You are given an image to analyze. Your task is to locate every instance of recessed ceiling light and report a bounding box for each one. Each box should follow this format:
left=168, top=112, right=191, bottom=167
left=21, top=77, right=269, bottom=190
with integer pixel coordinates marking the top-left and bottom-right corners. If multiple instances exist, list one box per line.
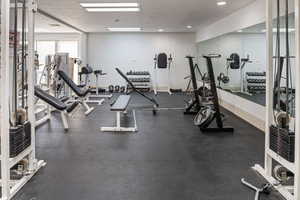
left=107, top=27, right=142, bottom=32
left=237, top=30, right=243, bottom=33
left=158, top=29, right=164, bottom=32
left=80, top=3, right=139, bottom=8
left=217, top=1, right=227, bottom=6
left=187, top=25, right=193, bottom=29
left=86, top=7, right=140, bottom=12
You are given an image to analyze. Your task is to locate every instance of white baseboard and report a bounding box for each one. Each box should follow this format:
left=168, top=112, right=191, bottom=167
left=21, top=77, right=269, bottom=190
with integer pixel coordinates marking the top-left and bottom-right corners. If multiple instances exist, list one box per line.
left=217, top=89, right=265, bottom=131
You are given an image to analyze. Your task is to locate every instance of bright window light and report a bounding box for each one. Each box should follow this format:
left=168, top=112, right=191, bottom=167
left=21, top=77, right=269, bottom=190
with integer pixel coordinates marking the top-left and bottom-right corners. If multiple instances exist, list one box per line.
left=80, top=3, right=139, bottom=8
left=261, top=28, right=295, bottom=33
left=107, top=27, right=142, bottom=32
left=217, top=1, right=227, bottom=6
left=86, top=7, right=140, bottom=12
left=237, top=30, right=243, bottom=33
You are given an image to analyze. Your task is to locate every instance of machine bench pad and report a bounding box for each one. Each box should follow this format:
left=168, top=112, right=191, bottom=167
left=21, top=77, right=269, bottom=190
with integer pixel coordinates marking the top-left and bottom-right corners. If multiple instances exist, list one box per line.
left=58, top=70, right=89, bottom=97
left=111, top=95, right=131, bottom=111
left=34, top=86, right=67, bottom=111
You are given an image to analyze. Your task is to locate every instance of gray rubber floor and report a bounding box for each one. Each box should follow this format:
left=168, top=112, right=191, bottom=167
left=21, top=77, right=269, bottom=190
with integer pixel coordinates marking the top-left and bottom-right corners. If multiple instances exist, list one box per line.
left=13, top=93, right=284, bottom=200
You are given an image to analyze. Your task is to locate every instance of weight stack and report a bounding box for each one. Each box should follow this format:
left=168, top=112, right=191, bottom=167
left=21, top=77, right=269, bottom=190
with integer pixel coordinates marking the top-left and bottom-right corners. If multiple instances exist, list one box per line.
left=9, top=121, right=31, bottom=158
left=269, top=125, right=295, bottom=162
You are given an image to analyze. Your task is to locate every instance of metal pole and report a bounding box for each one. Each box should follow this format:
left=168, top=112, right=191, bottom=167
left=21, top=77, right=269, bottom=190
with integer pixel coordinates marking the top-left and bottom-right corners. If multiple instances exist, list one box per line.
left=265, top=0, right=273, bottom=176
left=294, top=0, right=300, bottom=198
left=1, top=0, right=12, bottom=198
left=27, top=0, right=38, bottom=170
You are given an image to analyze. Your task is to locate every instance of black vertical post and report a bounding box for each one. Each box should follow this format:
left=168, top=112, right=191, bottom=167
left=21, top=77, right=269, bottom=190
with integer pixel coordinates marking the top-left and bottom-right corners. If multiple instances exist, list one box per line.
left=273, top=57, right=285, bottom=110
left=203, top=56, right=223, bottom=128
left=186, top=56, right=201, bottom=113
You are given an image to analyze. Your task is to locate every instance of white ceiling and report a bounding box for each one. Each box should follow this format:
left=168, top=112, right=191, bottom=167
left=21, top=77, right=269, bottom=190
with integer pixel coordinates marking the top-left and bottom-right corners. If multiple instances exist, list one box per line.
left=240, top=14, right=295, bottom=34
left=37, top=0, right=257, bottom=33
left=36, top=13, right=79, bottom=33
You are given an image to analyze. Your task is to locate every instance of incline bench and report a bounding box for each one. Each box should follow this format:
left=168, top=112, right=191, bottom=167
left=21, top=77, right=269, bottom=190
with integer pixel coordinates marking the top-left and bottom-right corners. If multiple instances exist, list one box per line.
left=101, top=95, right=137, bottom=132
left=58, top=70, right=103, bottom=116
left=34, top=86, right=79, bottom=131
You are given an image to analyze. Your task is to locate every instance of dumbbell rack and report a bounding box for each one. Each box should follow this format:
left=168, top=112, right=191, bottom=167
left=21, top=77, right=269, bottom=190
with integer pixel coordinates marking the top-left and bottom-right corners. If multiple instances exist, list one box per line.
left=126, top=71, right=152, bottom=92
left=245, top=72, right=266, bottom=94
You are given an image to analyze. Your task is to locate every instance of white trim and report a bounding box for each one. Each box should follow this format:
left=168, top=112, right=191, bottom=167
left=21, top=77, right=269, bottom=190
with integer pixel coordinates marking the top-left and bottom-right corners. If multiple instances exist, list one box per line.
left=101, top=110, right=138, bottom=132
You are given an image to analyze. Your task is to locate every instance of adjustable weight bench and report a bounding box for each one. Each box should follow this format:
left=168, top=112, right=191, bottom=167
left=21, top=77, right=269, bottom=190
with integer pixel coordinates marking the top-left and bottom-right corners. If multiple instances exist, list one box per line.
left=101, top=95, right=137, bottom=132
left=58, top=70, right=103, bottom=116
left=34, top=86, right=79, bottom=131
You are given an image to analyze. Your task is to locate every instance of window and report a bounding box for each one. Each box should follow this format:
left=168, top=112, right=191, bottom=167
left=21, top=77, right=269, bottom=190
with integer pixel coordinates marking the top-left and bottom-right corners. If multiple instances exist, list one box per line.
left=35, top=40, right=79, bottom=85
left=36, top=41, right=55, bottom=65
left=57, top=41, right=78, bottom=58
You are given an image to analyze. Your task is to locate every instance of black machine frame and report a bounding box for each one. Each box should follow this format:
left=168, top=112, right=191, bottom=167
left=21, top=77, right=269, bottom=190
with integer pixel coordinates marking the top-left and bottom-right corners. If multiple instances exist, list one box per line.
left=184, top=56, right=202, bottom=115
left=200, top=54, right=234, bottom=133
left=115, top=68, right=159, bottom=114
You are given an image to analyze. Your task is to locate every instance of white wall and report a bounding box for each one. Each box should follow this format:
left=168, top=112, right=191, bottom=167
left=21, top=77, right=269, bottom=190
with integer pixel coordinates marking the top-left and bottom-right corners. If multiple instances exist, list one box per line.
left=87, top=32, right=196, bottom=89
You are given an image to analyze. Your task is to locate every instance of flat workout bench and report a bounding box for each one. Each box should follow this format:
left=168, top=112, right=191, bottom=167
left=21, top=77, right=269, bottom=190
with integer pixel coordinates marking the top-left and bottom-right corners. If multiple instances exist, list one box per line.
left=101, top=95, right=137, bottom=132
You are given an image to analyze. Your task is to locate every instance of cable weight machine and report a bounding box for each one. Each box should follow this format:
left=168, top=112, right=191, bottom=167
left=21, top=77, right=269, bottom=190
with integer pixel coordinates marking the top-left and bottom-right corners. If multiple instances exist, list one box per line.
left=243, top=1, right=300, bottom=200
left=1, top=1, right=45, bottom=199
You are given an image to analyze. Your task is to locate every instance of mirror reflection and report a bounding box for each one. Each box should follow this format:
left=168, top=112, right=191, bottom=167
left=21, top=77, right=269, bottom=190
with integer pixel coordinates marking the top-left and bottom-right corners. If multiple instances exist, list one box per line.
left=196, top=13, right=295, bottom=109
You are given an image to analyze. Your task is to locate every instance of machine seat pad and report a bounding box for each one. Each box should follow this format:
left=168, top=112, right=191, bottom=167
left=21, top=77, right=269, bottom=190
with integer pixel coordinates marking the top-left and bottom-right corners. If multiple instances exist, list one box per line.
left=111, top=95, right=131, bottom=111
left=58, top=70, right=90, bottom=97
left=34, top=86, right=67, bottom=111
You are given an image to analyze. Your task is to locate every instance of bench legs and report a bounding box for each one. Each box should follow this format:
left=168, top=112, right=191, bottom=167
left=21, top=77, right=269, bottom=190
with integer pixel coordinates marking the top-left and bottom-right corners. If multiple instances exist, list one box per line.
left=35, top=115, right=51, bottom=127
left=101, top=110, right=138, bottom=132
left=82, top=101, right=95, bottom=116
left=61, top=111, right=69, bottom=131
left=85, top=97, right=105, bottom=105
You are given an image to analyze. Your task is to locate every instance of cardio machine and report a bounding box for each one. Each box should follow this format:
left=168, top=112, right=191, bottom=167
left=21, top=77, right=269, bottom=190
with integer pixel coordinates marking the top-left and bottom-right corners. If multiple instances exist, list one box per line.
left=194, top=54, right=234, bottom=133
left=184, top=56, right=212, bottom=115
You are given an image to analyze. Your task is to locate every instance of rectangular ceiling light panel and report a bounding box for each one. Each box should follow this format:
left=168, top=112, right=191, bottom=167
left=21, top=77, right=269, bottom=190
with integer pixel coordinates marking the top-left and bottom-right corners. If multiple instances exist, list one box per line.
left=86, top=7, right=140, bottom=12
left=261, top=28, right=295, bottom=33
left=107, top=27, right=142, bottom=32
left=80, top=3, right=139, bottom=8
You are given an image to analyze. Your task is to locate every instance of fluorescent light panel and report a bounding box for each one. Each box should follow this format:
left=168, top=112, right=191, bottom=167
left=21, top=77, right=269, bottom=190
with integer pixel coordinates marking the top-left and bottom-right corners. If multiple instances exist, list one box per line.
left=80, top=2, right=139, bottom=8
left=86, top=7, right=140, bottom=12
left=217, top=1, right=227, bottom=6
left=107, top=27, right=142, bottom=32
left=261, top=28, right=295, bottom=33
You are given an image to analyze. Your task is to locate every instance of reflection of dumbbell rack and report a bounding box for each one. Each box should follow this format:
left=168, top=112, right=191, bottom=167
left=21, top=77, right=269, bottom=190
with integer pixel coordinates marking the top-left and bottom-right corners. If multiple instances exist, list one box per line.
left=126, top=70, right=152, bottom=92
left=245, top=72, right=266, bottom=94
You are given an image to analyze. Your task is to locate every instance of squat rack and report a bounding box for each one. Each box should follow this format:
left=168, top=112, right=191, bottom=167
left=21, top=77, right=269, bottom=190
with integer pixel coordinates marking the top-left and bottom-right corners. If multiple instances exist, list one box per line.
left=251, top=0, right=300, bottom=200
left=0, top=0, right=45, bottom=199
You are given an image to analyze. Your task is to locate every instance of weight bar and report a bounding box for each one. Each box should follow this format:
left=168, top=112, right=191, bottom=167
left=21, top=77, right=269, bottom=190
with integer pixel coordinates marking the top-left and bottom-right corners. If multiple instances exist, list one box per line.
left=247, top=79, right=266, bottom=84
left=127, top=71, right=150, bottom=76
left=128, top=78, right=151, bottom=82
left=246, top=72, right=266, bottom=77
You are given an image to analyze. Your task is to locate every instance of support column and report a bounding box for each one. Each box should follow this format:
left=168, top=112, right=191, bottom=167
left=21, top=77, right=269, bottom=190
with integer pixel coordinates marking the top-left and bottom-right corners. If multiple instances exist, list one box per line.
left=265, top=0, right=274, bottom=177
left=1, top=0, right=12, bottom=198
left=28, top=0, right=38, bottom=171
left=294, top=0, right=300, bottom=199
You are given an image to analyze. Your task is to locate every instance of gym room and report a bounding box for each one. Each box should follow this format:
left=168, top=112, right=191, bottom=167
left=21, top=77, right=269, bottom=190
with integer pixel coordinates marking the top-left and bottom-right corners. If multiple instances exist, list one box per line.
left=0, top=0, right=299, bottom=199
